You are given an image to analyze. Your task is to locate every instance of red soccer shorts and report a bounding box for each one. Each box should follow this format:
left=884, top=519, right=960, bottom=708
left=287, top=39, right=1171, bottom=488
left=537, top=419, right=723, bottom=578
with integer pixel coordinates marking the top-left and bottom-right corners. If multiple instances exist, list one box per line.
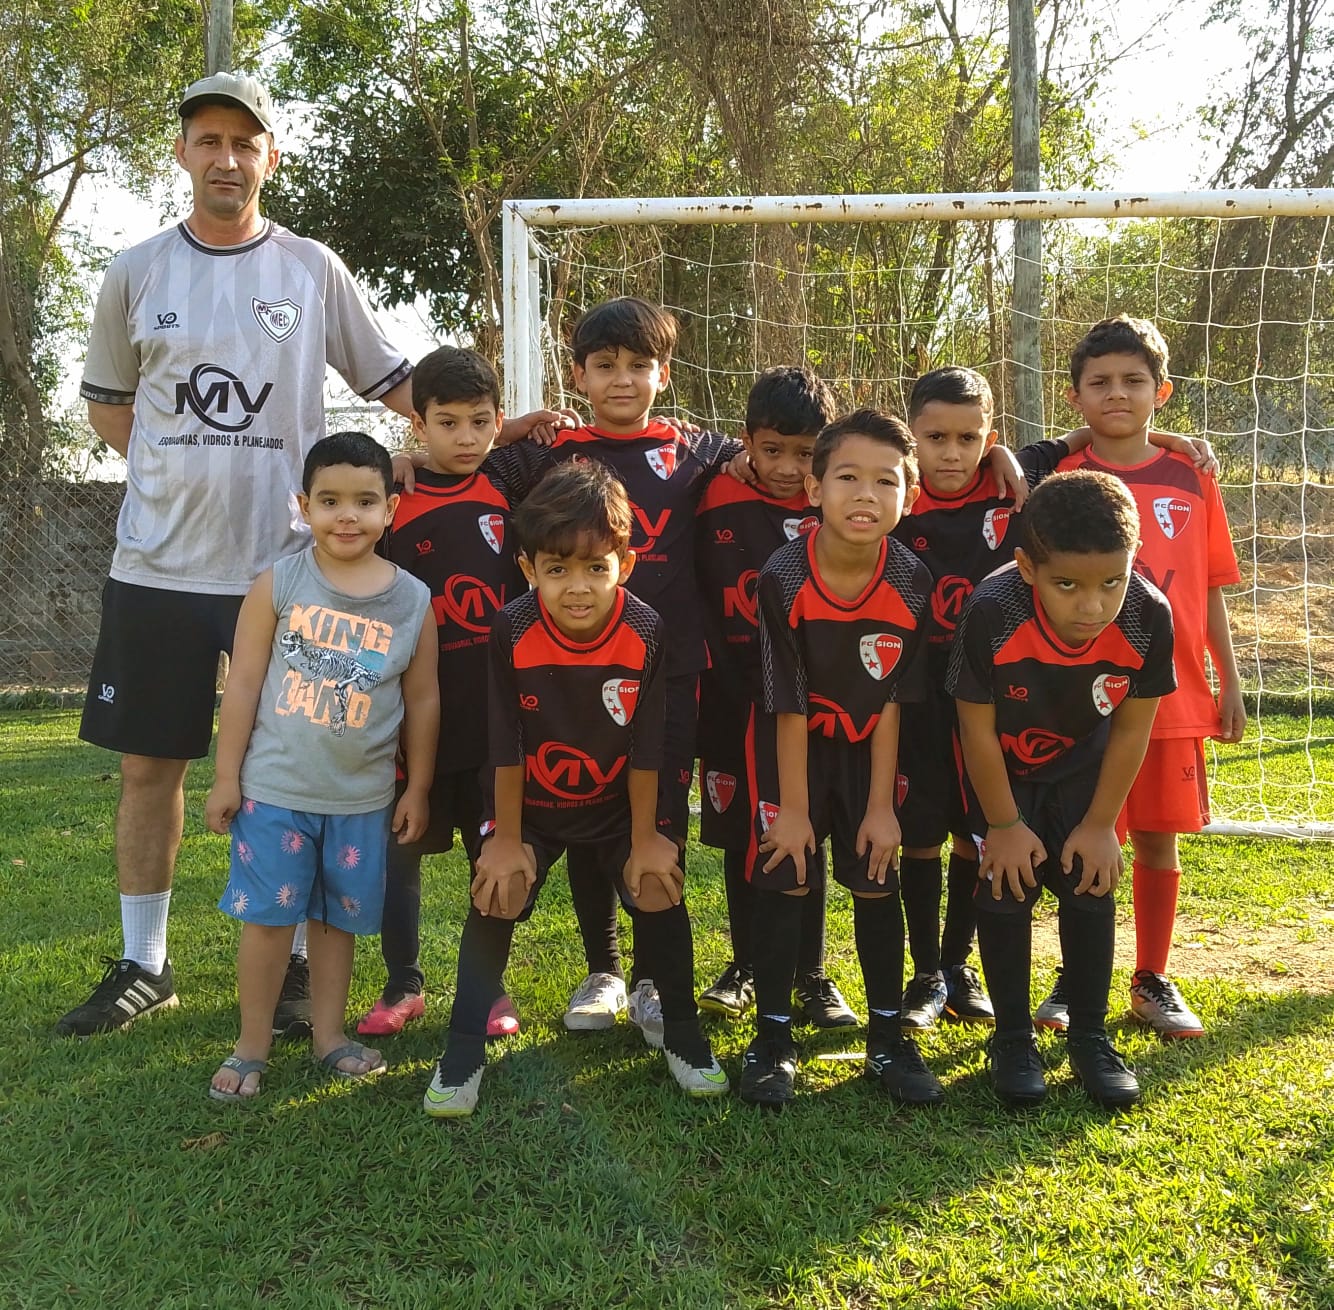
left=1122, top=737, right=1210, bottom=834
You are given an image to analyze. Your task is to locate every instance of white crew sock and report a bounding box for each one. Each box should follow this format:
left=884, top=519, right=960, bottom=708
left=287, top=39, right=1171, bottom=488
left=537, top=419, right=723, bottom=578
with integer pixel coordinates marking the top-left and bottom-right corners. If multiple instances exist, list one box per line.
left=121, top=891, right=171, bottom=974
left=291, top=920, right=308, bottom=960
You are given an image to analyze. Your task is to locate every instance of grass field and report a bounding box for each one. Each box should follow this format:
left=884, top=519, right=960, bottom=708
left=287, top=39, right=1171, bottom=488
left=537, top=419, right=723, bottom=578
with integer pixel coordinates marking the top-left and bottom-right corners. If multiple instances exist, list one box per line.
left=2, top=710, right=1332, bottom=1309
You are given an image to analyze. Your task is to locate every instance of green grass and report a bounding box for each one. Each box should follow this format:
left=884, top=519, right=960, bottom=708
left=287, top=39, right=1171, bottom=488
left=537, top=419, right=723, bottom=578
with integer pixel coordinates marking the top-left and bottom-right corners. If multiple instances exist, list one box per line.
left=1, top=710, right=1332, bottom=1309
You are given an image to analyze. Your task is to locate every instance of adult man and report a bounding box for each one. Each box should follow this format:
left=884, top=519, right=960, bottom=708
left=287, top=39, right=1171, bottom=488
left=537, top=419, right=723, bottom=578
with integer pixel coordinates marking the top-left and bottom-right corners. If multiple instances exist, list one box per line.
left=58, top=72, right=416, bottom=1036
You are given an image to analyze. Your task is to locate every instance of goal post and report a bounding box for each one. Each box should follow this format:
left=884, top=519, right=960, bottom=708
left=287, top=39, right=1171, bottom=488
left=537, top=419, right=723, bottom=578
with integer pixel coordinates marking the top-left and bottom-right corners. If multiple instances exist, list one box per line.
left=501, top=189, right=1334, bottom=839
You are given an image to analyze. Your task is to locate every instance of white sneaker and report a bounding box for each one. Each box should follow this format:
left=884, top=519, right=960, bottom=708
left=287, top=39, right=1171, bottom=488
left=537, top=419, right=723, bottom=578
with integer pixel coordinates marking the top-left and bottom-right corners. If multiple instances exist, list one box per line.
left=563, top=972, right=628, bottom=1031
left=664, top=1046, right=730, bottom=1098
left=627, top=978, right=664, bottom=1049
left=422, top=1058, right=484, bottom=1118
left=1129, top=969, right=1205, bottom=1038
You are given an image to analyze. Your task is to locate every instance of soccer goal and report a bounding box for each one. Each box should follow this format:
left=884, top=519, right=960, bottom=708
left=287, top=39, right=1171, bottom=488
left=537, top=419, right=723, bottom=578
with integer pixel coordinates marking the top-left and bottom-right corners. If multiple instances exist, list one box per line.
left=501, top=190, right=1334, bottom=839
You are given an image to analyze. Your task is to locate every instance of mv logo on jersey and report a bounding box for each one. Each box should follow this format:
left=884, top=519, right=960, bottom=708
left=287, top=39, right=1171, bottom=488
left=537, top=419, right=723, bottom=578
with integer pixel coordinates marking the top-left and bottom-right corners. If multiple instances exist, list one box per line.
left=478, top=513, right=505, bottom=554
left=859, top=632, right=903, bottom=680
left=1153, top=497, right=1191, bottom=539
left=982, top=507, right=1012, bottom=550
left=174, top=363, right=273, bottom=432
left=705, top=770, right=737, bottom=813
left=1091, top=672, right=1130, bottom=716
left=252, top=298, right=302, bottom=344
left=783, top=515, right=820, bottom=541
left=601, top=678, right=640, bottom=725
left=645, top=442, right=679, bottom=480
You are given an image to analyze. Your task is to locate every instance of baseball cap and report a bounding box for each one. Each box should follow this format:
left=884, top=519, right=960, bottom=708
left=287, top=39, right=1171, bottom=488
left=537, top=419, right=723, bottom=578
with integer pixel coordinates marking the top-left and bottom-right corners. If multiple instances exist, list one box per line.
left=178, top=72, right=276, bottom=135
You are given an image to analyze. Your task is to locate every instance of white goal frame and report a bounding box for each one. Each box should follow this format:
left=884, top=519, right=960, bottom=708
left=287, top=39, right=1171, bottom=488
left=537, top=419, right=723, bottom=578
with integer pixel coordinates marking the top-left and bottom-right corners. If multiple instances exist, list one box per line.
left=501, top=189, right=1334, bottom=841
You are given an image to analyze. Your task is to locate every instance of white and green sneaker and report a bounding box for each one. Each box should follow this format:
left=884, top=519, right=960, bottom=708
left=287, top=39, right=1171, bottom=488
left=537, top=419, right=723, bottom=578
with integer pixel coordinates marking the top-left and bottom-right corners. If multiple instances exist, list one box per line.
left=664, top=1047, right=730, bottom=1098
left=423, top=1055, right=485, bottom=1118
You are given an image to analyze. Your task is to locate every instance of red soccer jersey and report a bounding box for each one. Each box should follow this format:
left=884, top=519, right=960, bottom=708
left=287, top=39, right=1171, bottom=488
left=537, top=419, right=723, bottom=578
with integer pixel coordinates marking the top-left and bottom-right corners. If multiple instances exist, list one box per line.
left=1058, top=447, right=1240, bottom=738
left=487, top=587, right=666, bottom=844
left=759, top=530, right=932, bottom=742
left=385, top=461, right=527, bottom=772
left=947, top=562, right=1177, bottom=779
left=695, top=474, right=820, bottom=693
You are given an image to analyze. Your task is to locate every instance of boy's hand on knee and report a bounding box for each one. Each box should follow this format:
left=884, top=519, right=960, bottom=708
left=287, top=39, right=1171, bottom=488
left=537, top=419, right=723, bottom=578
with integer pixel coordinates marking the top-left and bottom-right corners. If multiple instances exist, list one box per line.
left=855, top=803, right=901, bottom=885
left=759, top=809, right=817, bottom=882
left=205, top=780, right=241, bottom=835
left=980, top=822, right=1046, bottom=901
left=471, top=837, right=537, bottom=918
left=392, top=785, right=430, bottom=844
left=623, top=833, right=683, bottom=909
left=1063, top=822, right=1123, bottom=896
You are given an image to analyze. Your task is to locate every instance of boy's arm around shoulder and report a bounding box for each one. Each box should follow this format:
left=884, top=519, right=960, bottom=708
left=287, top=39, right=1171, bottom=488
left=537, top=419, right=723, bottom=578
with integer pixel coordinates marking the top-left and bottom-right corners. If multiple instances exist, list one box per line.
left=205, top=570, right=278, bottom=835
left=1061, top=426, right=1219, bottom=476
left=393, top=607, right=440, bottom=844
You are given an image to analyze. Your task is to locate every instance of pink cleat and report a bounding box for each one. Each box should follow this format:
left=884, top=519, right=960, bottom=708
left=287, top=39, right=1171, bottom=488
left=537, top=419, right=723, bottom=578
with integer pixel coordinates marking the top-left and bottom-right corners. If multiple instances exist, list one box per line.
left=487, top=995, right=521, bottom=1039
left=356, top=992, right=426, bottom=1036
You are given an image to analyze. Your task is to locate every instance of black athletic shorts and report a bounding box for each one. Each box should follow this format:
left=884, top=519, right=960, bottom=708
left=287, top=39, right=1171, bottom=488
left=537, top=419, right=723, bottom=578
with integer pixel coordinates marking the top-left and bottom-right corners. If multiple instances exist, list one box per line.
left=389, top=767, right=485, bottom=861
left=897, top=685, right=969, bottom=850
left=746, top=714, right=882, bottom=895
left=79, top=578, right=243, bottom=759
left=696, top=672, right=752, bottom=851
left=495, top=830, right=641, bottom=923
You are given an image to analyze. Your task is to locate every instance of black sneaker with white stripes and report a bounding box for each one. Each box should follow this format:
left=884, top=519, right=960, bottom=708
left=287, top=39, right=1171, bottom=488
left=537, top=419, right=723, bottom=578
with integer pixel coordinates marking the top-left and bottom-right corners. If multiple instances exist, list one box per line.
left=55, top=957, right=179, bottom=1036
left=272, top=954, right=313, bottom=1039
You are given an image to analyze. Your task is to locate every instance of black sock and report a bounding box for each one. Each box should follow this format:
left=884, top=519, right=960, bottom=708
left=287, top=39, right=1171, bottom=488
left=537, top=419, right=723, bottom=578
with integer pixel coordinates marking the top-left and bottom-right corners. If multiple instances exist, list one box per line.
left=380, top=849, right=424, bottom=998
left=751, top=891, right=804, bottom=1022
left=567, top=849, right=622, bottom=978
left=448, top=908, right=516, bottom=1039
left=975, top=909, right=1032, bottom=1037
left=722, top=849, right=754, bottom=968
left=628, top=899, right=696, bottom=1024
left=854, top=893, right=905, bottom=1028
left=796, top=848, right=829, bottom=978
left=1059, top=903, right=1114, bottom=1036
left=940, top=852, right=981, bottom=968
left=899, top=855, right=943, bottom=974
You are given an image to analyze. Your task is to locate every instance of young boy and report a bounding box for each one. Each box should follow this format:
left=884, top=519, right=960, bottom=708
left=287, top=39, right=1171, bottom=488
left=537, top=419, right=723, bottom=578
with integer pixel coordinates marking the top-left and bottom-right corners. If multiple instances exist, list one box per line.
left=741, top=409, right=936, bottom=1108
left=423, top=461, right=727, bottom=1116
left=1051, top=315, right=1244, bottom=1038
left=356, top=347, right=531, bottom=1039
left=949, top=470, right=1176, bottom=1107
left=694, top=365, right=857, bottom=1027
left=205, top=432, right=437, bottom=1100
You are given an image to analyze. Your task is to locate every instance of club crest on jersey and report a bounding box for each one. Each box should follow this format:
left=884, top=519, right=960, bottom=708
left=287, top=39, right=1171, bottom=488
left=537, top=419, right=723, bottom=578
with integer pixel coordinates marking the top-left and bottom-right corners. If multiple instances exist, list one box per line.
left=982, top=507, right=1012, bottom=550
left=758, top=800, right=780, bottom=832
left=859, top=632, right=903, bottom=680
left=782, top=515, right=820, bottom=541
left=896, top=773, right=909, bottom=808
left=1153, top=496, right=1191, bottom=539
left=478, top=513, right=505, bottom=554
left=251, top=298, right=302, bottom=344
left=601, top=678, right=640, bottom=725
left=645, top=442, right=678, bottom=480
left=1091, top=672, right=1130, bottom=716
left=705, top=771, right=737, bottom=813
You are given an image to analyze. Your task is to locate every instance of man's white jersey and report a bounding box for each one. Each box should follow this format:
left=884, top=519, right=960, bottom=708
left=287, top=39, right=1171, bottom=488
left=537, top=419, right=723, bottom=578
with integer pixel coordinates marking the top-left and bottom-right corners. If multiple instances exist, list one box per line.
left=81, top=221, right=411, bottom=594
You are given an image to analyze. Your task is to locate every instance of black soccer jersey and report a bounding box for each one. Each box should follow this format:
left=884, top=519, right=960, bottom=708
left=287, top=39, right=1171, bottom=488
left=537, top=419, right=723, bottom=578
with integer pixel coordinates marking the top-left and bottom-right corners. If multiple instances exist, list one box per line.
left=946, top=563, right=1176, bottom=781
left=488, top=587, right=666, bottom=844
left=695, top=474, right=820, bottom=693
left=544, top=419, right=743, bottom=676
left=385, top=460, right=530, bottom=772
left=759, top=530, right=932, bottom=742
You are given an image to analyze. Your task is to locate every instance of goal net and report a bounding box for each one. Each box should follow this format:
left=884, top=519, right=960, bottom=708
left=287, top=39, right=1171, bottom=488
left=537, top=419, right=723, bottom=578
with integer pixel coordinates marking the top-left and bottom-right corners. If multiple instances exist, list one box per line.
left=502, top=190, right=1334, bottom=838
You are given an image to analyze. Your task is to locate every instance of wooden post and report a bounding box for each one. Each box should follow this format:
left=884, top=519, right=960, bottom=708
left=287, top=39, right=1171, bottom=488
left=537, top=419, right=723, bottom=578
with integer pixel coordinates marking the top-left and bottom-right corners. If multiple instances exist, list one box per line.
left=206, top=0, right=233, bottom=75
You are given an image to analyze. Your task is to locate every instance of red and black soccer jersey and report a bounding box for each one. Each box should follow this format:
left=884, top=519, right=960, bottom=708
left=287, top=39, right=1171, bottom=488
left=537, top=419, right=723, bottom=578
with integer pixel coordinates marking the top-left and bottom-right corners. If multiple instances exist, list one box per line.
left=1057, top=447, right=1240, bottom=740
left=384, top=461, right=529, bottom=772
left=892, top=439, right=1069, bottom=671
left=488, top=587, right=666, bottom=845
left=760, top=530, right=932, bottom=742
left=544, top=419, right=743, bottom=676
left=695, top=474, right=820, bottom=694
left=947, top=562, right=1177, bottom=781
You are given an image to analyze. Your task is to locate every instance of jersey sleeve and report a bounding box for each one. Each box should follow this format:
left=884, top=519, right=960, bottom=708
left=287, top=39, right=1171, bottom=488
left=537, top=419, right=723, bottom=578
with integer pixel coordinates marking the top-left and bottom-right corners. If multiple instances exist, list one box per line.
left=1202, top=472, right=1242, bottom=587
left=628, top=617, right=668, bottom=771
left=320, top=250, right=412, bottom=401
left=1134, top=593, right=1179, bottom=701
left=946, top=594, right=998, bottom=703
left=486, top=611, right=525, bottom=768
left=758, top=568, right=807, bottom=715
left=79, top=256, right=139, bottom=405
left=481, top=441, right=556, bottom=505
left=685, top=429, right=745, bottom=473
left=887, top=562, right=934, bottom=704
left=1017, top=437, right=1071, bottom=487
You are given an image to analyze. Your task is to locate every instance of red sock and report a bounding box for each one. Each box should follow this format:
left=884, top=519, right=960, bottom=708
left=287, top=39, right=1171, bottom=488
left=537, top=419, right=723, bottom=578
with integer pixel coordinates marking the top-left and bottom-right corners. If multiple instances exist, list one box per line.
left=1132, top=863, right=1181, bottom=974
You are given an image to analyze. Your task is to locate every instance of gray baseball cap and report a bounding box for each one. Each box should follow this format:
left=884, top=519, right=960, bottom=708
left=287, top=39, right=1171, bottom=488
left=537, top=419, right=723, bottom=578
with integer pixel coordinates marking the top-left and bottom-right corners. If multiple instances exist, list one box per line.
left=178, top=72, right=276, bottom=134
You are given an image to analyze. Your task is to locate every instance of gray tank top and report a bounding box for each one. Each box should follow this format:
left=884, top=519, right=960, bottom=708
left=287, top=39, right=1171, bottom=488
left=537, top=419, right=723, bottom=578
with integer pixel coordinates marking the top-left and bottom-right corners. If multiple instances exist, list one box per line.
left=240, top=548, right=431, bottom=814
